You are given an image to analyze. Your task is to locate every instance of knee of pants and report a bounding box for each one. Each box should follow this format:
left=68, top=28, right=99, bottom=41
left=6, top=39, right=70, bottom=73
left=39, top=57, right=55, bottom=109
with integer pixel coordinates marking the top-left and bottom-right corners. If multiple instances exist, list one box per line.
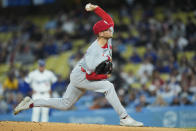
left=104, top=82, right=115, bottom=95
left=61, top=98, right=73, bottom=110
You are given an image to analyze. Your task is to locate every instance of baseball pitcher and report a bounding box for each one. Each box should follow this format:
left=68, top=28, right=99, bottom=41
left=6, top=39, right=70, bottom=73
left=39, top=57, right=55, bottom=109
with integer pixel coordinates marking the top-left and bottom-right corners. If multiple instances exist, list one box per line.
left=14, top=3, right=143, bottom=126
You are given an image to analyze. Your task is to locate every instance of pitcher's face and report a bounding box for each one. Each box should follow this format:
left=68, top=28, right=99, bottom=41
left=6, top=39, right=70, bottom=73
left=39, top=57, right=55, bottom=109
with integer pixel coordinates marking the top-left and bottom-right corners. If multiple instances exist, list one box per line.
left=98, top=28, right=113, bottom=39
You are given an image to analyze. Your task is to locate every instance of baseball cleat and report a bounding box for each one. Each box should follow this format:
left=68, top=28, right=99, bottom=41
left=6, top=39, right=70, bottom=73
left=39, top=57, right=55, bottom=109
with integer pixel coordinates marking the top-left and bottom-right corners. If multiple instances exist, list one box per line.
left=14, top=96, right=33, bottom=115
left=120, top=116, right=144, bottom=127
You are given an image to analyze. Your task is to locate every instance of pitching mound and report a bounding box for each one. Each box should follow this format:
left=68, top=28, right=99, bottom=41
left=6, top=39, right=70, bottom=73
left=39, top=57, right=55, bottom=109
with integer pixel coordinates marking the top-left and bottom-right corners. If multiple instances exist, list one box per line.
left=0, top=121, right=189, bottom=131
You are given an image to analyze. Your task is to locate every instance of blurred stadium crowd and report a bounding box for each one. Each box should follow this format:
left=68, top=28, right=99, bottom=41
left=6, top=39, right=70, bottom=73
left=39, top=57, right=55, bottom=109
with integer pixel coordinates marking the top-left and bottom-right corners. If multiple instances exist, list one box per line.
left=0, top=0, right=196, bottom=114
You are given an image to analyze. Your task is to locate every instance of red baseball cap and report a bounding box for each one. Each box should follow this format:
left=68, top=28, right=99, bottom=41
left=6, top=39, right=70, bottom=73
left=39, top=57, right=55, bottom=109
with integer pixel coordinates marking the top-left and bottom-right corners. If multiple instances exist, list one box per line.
left=93, top=20, right=113, bottom=35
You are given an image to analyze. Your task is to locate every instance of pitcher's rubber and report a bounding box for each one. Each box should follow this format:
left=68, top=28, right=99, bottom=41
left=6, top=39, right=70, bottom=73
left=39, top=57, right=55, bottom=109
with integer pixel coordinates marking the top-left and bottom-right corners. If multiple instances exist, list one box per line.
left=0, top=121, right=190, bottom=131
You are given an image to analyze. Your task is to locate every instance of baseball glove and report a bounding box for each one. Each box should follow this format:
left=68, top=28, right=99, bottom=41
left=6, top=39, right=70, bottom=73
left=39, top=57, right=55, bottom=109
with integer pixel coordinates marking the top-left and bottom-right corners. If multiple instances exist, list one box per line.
left=95, top=60, right=113, bottom=74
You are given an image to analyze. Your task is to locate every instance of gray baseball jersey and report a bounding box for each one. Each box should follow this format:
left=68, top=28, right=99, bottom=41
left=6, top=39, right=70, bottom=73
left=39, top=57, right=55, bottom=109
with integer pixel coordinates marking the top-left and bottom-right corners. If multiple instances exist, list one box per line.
left=76, top=27, right=113, bottom=75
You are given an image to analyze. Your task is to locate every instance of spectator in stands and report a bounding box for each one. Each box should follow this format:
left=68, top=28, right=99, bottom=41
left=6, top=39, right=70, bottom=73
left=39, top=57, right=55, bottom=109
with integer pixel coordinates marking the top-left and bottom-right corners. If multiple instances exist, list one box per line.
left=167, top=76, right=181, bottom=96
left=116, top=40, right=126, bottom=53
left=125, top=90, right=137, bottom=106
left=43, top=38, right=58, bottom=56
left=60, top=36, right=72, bottom=52
left=62, top=18, right=76, bottom=34
left=170, top=96, right=181, bottom=106
left=136, top=95, right=150, bottom=108
left=129, top=51, right=142, bottom=64
left=148, top=85, right=157, bottom=97
left=137, top=57, right=154, bottom=77
left=151, top=95, right=168, bottom=107
left=156, top=53, right=177, bottom=73
left=135, top=103, right=142, bottom=112
left=52, top=75, right=68, bottom=97
left=33, top=41, right=45, bottom=60
left=14, top=44, right=35, bottom=65
left=149, top=70, right=164, bottom=96
left=176, top=35, right=188, bottom=51
left=90, top=96, right=102, bottom=110
left=181, top=84, right=192, bottom=96
left=180, top=92, right=193, bottom=106
left=121, top=70, right=136, bottom=86
left=18, top=68, right=32, bottom=96
left=143, top=47, right=157, bottom=63
left=3, top=71, right=18, bottom=92
left=90, top=96, right=111, bottom=110
left=138, top=70, right=149, bottom=84
left=158, top=83, right=174, bottom=99
left=45, top=16, right=57, bottom=30
left=139, top=84, right=151, bottom=97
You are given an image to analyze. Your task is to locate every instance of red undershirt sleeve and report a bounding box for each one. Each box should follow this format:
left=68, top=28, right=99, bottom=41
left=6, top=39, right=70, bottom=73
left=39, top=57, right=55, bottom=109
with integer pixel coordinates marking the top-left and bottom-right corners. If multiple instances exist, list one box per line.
left=86, top=72, right=107, bottom=81
left=94, top=7, right=114, bottom=27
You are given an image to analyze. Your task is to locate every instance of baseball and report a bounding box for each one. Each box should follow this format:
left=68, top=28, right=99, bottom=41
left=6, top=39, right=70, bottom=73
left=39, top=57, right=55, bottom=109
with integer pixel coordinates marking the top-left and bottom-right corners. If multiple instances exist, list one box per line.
left=85, top=4, right=91, bottom=10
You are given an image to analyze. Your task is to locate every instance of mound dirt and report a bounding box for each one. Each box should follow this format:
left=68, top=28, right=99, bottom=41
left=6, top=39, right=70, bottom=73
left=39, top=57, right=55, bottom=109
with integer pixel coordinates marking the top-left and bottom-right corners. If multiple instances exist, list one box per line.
left=0, top=121, right=190, bottom=131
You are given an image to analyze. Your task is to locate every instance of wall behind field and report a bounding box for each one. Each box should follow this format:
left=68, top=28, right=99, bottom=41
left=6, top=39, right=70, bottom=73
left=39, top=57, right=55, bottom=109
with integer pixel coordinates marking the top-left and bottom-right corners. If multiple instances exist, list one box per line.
left=0, top=106, right=196, bottom=128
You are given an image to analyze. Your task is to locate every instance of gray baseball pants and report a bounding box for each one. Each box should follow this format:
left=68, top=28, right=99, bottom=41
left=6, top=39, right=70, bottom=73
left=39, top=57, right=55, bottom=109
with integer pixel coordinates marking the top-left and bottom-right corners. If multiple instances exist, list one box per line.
left=33, top=65, right=128, bottom=119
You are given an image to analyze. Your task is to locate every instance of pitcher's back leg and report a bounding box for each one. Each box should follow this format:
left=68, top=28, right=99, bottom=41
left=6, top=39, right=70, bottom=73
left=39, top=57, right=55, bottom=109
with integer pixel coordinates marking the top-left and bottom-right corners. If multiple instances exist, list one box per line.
left=33, top=83, right=85, bottom=110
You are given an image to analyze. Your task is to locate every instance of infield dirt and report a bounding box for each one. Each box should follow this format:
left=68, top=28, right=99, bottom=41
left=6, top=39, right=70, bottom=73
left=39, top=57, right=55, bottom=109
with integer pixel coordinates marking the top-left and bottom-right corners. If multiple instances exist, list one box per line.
left=0, top=121, right=191, bottom=131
